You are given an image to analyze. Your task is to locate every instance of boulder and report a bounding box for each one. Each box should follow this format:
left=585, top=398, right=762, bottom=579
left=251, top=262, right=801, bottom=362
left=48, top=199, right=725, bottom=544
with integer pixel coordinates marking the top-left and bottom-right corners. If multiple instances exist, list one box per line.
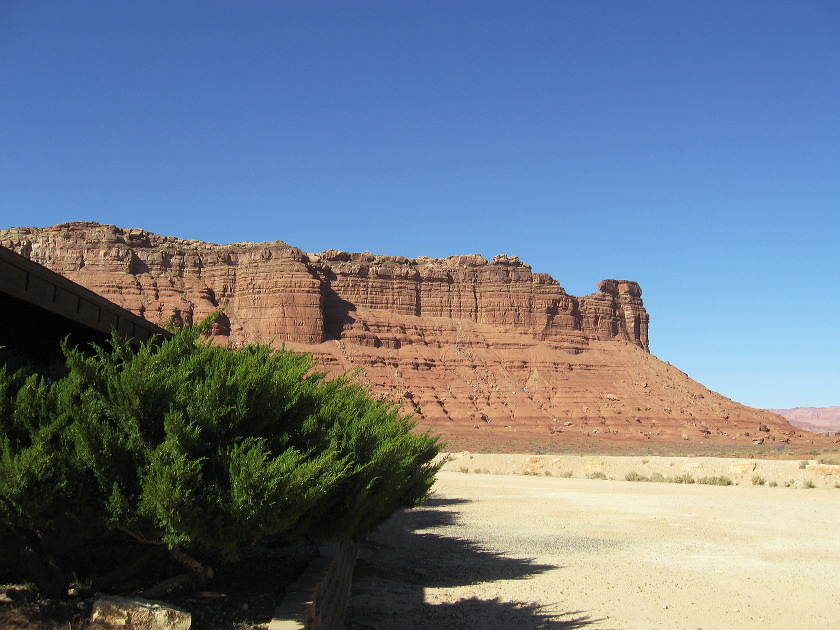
left=91, top=595, right=191, bottom=630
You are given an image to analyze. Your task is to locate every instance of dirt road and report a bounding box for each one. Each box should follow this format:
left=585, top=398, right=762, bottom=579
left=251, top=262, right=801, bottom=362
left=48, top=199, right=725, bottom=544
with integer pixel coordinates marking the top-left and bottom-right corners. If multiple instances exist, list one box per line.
left=346, top=467, right=840, bottom=629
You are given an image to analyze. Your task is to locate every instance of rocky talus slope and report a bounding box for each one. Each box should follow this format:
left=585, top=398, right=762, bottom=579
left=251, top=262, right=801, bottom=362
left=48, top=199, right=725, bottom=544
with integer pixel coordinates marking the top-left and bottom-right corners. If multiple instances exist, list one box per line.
left=1, top=222, right=812, bottom=449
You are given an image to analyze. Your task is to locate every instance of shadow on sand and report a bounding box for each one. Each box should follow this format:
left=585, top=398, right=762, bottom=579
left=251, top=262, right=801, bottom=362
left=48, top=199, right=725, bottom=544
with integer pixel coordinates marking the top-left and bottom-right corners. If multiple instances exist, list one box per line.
left=346, top=497, right=606, bottom=629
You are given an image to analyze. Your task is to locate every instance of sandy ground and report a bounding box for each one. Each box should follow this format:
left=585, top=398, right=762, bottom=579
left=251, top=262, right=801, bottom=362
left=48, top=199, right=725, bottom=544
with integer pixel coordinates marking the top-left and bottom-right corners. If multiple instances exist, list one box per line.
left=346, top=456, right=840, bottom=630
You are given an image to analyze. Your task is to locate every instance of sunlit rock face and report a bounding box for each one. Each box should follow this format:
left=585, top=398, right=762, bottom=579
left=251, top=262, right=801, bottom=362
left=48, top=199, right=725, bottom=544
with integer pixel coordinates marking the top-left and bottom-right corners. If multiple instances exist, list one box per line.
left=3, top=222, right=805, bottom=448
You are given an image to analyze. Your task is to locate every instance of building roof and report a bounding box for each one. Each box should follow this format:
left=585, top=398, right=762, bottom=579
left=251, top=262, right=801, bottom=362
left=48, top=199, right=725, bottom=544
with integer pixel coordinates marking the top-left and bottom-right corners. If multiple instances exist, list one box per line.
left=0, top=244, right=171, bottom=364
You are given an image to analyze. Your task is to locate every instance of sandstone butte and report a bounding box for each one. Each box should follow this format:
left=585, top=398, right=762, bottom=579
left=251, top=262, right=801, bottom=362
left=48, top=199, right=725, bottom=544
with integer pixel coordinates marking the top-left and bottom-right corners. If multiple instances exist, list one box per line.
left=0, top=222, right=826, bottom=452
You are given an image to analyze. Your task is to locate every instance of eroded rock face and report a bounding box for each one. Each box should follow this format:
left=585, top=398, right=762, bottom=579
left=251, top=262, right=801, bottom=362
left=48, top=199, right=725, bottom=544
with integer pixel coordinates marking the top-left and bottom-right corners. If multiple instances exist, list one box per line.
left=1, top=222, right=808, bottom=448
left=0, top=223, right=647, bottom=350
left=311, top=252, right=648, bottom=352
left=2, top=223, right=324, bottom=344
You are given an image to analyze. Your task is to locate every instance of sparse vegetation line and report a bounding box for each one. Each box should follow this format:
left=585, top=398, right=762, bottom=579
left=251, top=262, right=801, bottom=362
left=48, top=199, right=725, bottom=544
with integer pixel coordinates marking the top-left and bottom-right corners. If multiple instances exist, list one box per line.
left=442, top=452, right=837, bottom=489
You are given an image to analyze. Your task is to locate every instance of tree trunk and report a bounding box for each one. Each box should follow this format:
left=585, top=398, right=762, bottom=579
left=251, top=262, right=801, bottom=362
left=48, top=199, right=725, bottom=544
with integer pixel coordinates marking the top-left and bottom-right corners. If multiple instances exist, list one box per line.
left=0, top=522, right=67, bottom=599
left=140, top=546, right=213, bottom=599
left=89, top=544, right=165, bottom=593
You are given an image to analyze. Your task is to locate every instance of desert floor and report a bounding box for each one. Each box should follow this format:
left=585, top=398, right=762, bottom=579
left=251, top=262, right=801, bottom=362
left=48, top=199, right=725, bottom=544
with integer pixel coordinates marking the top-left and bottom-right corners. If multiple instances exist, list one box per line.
left=346, top=455, right=840, bottom=630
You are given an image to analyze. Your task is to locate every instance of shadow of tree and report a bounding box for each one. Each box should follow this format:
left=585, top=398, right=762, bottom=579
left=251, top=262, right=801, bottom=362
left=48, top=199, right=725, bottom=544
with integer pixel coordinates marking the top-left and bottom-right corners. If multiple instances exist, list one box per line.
left=348, top=597, right=596, bottom=629
left=346, top=498, right=607, bottom=629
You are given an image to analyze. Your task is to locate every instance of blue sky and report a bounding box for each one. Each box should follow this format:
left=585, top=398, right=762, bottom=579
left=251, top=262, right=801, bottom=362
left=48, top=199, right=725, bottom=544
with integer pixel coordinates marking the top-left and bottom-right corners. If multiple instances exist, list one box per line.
left=2, top=1, right=838, bottom=409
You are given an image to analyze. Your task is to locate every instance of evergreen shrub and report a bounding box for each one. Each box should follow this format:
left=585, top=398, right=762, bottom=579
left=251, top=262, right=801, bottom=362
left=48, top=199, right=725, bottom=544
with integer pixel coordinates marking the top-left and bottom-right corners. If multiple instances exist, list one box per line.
left=0, top=320, right=441, bottom=597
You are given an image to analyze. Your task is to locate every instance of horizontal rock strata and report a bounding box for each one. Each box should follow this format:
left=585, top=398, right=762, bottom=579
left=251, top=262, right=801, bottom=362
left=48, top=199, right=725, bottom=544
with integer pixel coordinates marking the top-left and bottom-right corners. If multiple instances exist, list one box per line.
left=1, top=222, right=809, bottom=448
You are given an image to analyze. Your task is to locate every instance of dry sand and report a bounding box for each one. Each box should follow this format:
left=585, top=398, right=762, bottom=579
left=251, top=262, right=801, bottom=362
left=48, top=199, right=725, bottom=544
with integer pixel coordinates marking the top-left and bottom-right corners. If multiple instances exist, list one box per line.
left=346, top=455, right=840, bottom=630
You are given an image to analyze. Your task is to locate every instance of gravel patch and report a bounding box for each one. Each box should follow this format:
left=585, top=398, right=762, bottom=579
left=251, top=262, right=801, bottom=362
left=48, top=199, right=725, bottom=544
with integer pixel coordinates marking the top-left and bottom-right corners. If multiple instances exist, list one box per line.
left=347, top=461, right=840, bottom=629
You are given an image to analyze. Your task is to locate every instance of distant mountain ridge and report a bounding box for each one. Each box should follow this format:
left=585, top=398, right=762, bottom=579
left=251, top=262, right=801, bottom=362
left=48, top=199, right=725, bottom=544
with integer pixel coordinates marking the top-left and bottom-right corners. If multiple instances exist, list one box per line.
left=769, top=407, right=840, bottom=433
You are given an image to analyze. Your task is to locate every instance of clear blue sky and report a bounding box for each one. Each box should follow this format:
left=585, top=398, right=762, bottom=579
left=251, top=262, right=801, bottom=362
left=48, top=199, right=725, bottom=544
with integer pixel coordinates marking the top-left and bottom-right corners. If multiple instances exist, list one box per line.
left=2, top=1, right=838, bottom=409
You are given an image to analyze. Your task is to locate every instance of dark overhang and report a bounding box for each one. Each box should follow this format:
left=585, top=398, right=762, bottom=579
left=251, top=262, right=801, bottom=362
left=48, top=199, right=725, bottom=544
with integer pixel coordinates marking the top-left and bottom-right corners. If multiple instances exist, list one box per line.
left=0, top=244, right=172, bottom=365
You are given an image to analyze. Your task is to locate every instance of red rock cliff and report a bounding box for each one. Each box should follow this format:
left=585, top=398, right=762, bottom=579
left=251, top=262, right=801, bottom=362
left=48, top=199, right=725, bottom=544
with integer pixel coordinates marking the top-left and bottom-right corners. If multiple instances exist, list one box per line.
left=310, top=250, right=648, bottom=353
left=2, top=222, right=809, bottom=449
left=0, top=223, right=648, bottom=351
